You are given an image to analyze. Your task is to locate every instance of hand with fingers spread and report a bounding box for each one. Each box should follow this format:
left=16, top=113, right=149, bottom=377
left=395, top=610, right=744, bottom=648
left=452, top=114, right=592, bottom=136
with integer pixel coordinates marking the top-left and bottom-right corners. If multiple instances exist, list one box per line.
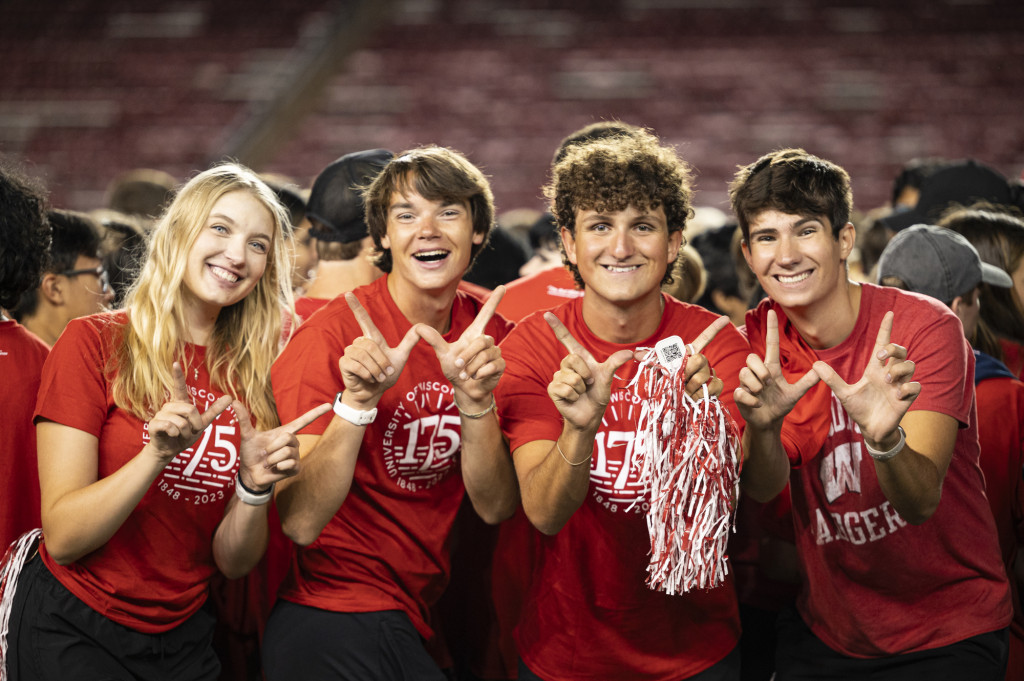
left=233, top=401, right=333, bottom=491
left=545, top=312, right=634, bottom=431
left=812, top=311, right=921, bottom=448
left=734, top=310, right=821, bottom=430
left=147, top=362, right=233, bottom=465
left=417, top=286, right=506, bottom=405
left=338, top=292, right=421, bottom=407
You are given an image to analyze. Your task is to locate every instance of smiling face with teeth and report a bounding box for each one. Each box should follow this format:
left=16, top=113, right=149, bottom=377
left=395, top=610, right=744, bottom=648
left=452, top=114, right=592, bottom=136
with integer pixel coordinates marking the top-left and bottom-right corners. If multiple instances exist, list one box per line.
left=181, top=190, right=273, bottom=327
left=741, top=208, right=855, bottom=314
left=381, top=188, right=484, bottom=300
left=563, top=205, right=683, bottom=335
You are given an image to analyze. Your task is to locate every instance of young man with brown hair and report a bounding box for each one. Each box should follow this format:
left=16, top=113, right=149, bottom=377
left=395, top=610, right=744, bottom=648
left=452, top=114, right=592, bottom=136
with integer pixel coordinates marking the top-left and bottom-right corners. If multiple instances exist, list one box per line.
left=265, top=146, right=518, bottom=681
left=731, top=148, right=1011, bottom=679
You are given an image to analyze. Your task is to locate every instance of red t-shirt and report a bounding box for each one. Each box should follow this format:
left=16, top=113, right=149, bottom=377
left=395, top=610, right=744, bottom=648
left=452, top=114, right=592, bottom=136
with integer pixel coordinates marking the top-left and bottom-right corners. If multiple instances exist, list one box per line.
left=745, top=284, right=1012, bottom=657
left=496, top=295, right=746, bottom=681
left=34, top=312, right=245, bottom=633
left=495, top=267, right=583, bottom=323
left=271, top=275, right=513, bottom=639
left=999, top=337, right=1024, bottom=381
left=0, top=320, right=49, bottom=548
left=295, top=296, right=330, bottom=323
left=973, top=356, right=1024, bottom=678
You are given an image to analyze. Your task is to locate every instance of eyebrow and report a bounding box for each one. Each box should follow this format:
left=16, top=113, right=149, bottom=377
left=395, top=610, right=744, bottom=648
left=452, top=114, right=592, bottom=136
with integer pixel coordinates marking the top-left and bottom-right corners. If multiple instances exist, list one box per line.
left=749, top=216, right=821, bottom=238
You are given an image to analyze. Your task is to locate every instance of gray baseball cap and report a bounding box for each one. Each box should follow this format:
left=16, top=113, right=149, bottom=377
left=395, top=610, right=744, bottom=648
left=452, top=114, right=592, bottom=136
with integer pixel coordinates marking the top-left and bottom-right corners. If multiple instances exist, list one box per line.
left=877, top=223, right=1012, bottom=304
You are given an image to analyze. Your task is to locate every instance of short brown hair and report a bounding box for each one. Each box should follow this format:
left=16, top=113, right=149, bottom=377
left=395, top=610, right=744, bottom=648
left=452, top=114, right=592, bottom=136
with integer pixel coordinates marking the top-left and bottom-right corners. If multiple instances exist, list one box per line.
left=545, top=129, right=694, bottom=288
left=364, top=146, right=494, bottom=274
left=729, top=148, right=852, bottom=242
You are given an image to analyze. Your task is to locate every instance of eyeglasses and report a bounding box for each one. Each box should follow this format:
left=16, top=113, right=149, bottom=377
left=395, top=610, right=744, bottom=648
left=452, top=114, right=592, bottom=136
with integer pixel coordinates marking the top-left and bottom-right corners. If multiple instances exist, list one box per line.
left=61, top=265, right=111, bottom=293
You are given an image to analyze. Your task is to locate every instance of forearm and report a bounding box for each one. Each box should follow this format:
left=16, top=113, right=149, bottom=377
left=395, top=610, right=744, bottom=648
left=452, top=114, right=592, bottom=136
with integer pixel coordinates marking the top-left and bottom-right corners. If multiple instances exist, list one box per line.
left=739, top=424, right=791, bottom=503
left=518, top=424, right=596, bottom=535
left=43, top=444, right=166, bottom=565
left=213, top=496, right=270, bottom=578
left=274, top=417, right=363, bottom=546
left=458, top=392, right=518, bottom=524
left=869, top=439, right=943, bottom=525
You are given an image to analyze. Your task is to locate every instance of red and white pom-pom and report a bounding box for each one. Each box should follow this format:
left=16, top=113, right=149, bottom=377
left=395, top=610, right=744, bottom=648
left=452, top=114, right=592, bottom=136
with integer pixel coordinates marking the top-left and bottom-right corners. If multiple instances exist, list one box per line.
left=0, top=528, right=41, bottom=681
left=627, top=343, right=741, bottom=595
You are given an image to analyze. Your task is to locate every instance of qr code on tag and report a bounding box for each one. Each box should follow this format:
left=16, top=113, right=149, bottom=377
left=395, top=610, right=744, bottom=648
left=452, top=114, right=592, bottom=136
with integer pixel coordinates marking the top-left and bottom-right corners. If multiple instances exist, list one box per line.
left=654, top=335, right=687, bottom=369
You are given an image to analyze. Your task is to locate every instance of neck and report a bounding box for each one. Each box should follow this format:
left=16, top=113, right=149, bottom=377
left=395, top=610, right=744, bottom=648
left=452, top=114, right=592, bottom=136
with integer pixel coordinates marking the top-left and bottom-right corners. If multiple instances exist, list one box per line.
left=783, top=278, right=862, bottom=350
left=581, top=289, right=665, bottom=345
left=386, top=273, right=458, bottom=333
left=305, top=259, right=382, bottom=299
left=180, top=299, right=219, bottom=347
left=22, top=308, right=65, bottom=346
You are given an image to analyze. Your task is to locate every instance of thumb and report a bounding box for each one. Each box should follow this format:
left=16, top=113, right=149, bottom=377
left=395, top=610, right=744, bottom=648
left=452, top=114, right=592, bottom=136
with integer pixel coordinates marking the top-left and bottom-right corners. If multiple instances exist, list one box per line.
left=811, top=361, right=845, bottom=394
left=414, top=323, right=446, bottom=354
left=605, top=349, right=634, bottom=376
left=396, top=325, right=422, bottom=357
left=792, top=367, right=822, bottom=398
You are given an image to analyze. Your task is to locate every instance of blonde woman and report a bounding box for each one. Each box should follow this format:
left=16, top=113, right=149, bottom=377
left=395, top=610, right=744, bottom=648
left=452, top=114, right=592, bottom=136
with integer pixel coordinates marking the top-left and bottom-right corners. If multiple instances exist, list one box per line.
left=3, top=163, right=329, bottom=681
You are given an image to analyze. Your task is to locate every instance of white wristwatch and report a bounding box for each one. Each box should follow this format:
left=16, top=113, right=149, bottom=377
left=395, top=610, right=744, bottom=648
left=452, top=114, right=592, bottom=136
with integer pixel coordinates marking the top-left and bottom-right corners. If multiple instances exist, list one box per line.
left=333, top=392, right=377, bottom=426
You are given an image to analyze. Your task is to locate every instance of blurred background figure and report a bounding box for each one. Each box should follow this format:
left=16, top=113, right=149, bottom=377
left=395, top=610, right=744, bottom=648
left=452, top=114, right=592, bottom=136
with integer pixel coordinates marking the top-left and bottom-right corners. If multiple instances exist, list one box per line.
left=104, top=167, right=177, bottom=227
left=296, top=148, right=393, bottom=321
left=261, top=173, right=317, bottom=298
left=877, top=223, right=1023, bottom=681
left=10, top=208, right=114, bottom=346
left=94, top=211, right=147, bottom=309
left=0, top=160, right=51, bottom=550
left=940, top=205, right=1024, bottom=381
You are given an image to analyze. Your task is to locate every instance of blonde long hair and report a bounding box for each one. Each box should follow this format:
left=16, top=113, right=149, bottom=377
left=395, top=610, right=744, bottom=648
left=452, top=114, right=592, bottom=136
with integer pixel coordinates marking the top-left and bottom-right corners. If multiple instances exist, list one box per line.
left=111, top=163, right=293, bottom=429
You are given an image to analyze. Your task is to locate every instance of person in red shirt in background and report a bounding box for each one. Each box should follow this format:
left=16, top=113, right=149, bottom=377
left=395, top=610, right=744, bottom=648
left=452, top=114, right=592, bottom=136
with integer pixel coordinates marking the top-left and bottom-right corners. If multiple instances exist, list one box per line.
left=0, top=162, right=51, bottom=551
left=2, top=163, right=329, bottom=681
left=876, top=223, right=1024, bottom=681
left=265, top=146, right=518, bottom=681
left=733, top=149, right=1011, bottom=680
left=295, top=149, right=393, bottom=322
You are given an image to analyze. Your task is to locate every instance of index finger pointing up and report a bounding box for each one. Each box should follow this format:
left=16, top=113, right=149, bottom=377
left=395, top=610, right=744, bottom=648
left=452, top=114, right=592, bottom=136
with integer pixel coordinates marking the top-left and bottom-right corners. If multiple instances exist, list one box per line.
left=544, top=312, right=591, bottom=361
left=463, top=285, right=505, bottom=338
left=765, top=309, right=781, bottom=367
left=689, top=315, right=730, bottom=354
left=346, top=292, right=384, bottom=342
left=171, top=362, right=190, bottom=402
left=283, top=402, right=333, bottom=435
left=873, top=311, right=895, bottom=356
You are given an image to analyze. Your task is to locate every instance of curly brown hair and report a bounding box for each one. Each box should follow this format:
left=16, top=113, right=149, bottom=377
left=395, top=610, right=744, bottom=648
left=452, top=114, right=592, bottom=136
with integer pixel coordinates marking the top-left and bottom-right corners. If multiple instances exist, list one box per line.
left=544, top=129, right=694, bottom=288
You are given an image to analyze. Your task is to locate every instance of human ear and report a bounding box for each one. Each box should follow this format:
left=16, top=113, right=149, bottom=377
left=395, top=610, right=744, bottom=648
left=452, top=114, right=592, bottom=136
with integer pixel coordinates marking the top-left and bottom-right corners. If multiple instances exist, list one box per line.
left=560, top=226, right=578, bottom=266
left=39, top=273, right=64, bottom=305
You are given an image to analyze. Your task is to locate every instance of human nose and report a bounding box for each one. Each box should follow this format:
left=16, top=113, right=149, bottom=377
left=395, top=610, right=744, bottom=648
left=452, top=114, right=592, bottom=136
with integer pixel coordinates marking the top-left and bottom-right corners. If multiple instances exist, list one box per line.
left=609, top=227, right=633, bottom=259
left=777, top=234, right=799, bottom=264
left=224, top=235, right=246, bottom=262
left=417, top=215, right=440, bottom=238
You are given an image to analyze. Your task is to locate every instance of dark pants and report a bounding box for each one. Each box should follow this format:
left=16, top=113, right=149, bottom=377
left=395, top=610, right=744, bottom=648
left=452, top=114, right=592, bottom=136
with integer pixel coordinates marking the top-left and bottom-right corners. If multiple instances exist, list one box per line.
left=7, top=554, right=220, bottom=681
left=774, top=606, right=1009, bottom=681
left=517, top=644, right=741, bottom=680
left=262, top=599, right=447, bottom=681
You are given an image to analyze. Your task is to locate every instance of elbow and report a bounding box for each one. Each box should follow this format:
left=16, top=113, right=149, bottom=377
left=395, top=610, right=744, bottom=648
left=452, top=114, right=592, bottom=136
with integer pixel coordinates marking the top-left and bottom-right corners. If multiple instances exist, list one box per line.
left=901, top=497, right=942, bottom=526
left=282, top=520, right=320, bottom=547
left=476, top=500, right=517, bottom=526
left=739, top=475, right=785, bottom=504
left=522, top=505, right=568, bottom=536
left=40, top=529, right=84, bottom=566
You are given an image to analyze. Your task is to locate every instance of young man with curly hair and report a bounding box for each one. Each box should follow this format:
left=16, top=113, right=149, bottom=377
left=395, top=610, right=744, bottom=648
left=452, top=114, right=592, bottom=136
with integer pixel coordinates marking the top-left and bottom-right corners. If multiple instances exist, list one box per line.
left=731, top=149, right=1011, bottom=679
left=496, top=129, right=749, bottom=680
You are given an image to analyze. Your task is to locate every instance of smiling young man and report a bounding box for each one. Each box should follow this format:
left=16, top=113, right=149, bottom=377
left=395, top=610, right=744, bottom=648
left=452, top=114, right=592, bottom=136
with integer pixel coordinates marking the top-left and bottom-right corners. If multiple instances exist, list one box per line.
left=730, top=149, right=1012, bottom=679
left=496, top=130, right=749, bottom=680
left=264, top=146, right=517, bottom=681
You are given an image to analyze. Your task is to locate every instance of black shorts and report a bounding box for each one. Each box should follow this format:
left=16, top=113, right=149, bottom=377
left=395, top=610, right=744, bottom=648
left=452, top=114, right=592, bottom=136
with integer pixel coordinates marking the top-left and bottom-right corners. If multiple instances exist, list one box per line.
left=262, top=599, right=447, bottom=681
left=774, top=606, right=1009, bottom=681
left=517, top=643, right=741, bottom=680
left=6, top=554, right=220, bottom=681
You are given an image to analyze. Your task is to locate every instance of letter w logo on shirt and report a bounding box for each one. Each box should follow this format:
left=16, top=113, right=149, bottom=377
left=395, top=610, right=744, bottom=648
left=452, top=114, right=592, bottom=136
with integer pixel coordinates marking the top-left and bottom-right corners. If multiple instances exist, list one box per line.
left=820, top=442, right=863, bottom=503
